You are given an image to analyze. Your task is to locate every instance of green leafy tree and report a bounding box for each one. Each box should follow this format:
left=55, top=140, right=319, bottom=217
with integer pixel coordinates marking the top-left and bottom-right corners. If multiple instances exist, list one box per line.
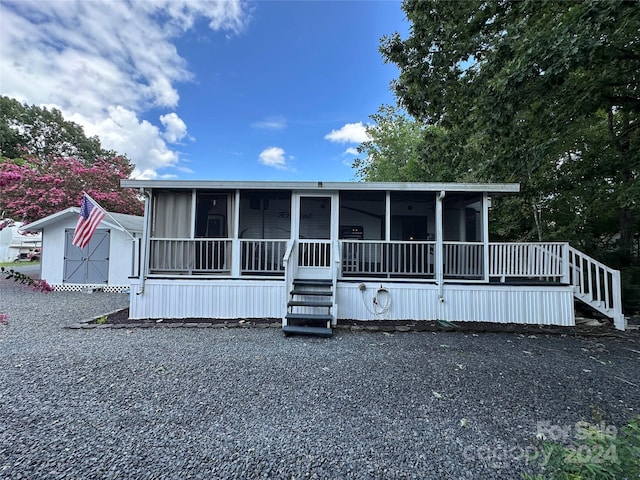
left=0, top=96, right=117, bottom=163
left=0, top=96, right=143, bottom=220
left=380, top=0, right=639, bottom=255
left=354, top=104, right=479, bottom=183
left=0, top=96, right=143, bottom=219
left=358, top=1, right=639, bottom=310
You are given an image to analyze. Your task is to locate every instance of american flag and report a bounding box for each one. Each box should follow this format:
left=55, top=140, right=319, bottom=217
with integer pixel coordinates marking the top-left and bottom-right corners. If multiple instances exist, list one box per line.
left=72, top=195, right=106, bottom=248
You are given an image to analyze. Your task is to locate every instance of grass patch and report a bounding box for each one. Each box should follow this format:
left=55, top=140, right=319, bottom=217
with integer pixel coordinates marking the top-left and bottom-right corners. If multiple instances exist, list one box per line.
left=0, top=260, right=40, bottom=268
left=524, top=414, right=640, bottom=479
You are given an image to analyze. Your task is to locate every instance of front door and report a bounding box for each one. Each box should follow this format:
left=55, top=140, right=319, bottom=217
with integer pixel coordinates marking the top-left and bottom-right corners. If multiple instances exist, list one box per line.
left=296, top=195, right=334, bottom=279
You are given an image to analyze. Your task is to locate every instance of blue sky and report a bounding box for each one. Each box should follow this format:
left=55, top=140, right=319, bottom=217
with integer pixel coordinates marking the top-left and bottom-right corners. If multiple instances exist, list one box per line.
left=0, top=0, right=408, bottom=181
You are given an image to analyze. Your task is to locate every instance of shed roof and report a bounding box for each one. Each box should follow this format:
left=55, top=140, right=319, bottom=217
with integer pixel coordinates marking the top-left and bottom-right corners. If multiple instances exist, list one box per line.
left=121, top=179, right=520, bottom=193
left=26, top=207, right=143, bottom=234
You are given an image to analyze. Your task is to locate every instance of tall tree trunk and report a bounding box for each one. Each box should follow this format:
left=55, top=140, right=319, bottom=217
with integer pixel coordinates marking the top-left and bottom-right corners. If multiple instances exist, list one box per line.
left=531, top=201, right=543, bottom=242
left=609, top=108, right=635, bottom=260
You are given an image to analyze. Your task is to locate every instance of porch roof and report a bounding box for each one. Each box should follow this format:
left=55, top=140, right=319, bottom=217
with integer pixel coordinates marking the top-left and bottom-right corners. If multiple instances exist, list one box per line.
left=121, top=180, right=520, bottom=194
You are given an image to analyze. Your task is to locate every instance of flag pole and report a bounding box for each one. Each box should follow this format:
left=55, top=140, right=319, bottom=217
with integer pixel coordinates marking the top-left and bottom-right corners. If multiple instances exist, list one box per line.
left=82, top=191, right=136, bottom=240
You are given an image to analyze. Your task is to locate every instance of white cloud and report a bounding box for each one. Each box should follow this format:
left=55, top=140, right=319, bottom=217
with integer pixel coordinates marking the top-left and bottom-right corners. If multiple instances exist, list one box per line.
left=0, top=0, right=248, bottom=177
left=344, top=147, right=359, bottom=156
left=342, top=158, right=356, bottom=167
left=160, top=113, right=189, bottom=143
left=259, top=147, right=289, bottom=170
left=324, top=122, right=371, bottom=144
left=74, top=106, right=182, bottom=179
left=252, top=116, right=287, bottom=130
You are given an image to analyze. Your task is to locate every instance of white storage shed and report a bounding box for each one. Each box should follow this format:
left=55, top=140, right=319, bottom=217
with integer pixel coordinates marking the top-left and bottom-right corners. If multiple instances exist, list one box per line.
left=26, top=208, right=143, bottom=291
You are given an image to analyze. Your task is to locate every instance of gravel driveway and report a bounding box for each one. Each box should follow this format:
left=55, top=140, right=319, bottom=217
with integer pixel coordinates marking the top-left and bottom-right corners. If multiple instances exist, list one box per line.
left=1, top=278, right=639, bottom=479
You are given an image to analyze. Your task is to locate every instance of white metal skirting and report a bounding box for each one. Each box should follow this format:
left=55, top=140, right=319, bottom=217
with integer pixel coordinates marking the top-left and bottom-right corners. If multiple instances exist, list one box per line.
left=438, top=285, right=574, bottom=326
left=129, top=279, right=575, bottom=326
left=129, top=280, right=285, bottom=319
left=336, top=283, right=575, bottom=326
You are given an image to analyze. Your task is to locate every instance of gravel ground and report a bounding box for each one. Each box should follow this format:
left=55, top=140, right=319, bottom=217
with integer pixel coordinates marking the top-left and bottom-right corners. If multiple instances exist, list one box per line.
left=1, top=277, right=639, bottom=479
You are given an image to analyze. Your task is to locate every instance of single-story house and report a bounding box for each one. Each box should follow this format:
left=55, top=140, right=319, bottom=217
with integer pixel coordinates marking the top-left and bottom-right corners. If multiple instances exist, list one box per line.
left=0, top=219, right=42, bottom=262
left=121, top=180, right=625, bottom=335
left=25, top=207, right=143, bottom=292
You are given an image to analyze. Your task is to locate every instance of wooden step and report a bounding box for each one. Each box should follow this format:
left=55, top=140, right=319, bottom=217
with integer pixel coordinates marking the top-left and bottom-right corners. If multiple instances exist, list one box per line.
left=286, top=313, right=332, bottom=327
left=288, top=300, right=333, bottom=308
left=293, top=279, right=333, bottom=287
left=282, top=325, right=333, bottom=338
left=290, top=288, right=332, bottom=296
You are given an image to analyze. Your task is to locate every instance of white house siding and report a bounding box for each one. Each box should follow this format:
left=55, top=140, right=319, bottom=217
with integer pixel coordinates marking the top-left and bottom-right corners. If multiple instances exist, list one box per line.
left=336, top=282, right=574, bottom=326
left=129, top=279, right=285, bottom=319
left=40, top=224, right=64, bottom=283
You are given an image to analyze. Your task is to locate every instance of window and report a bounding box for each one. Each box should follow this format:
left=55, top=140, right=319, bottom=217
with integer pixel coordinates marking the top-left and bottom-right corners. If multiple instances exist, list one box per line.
left=239, top=191, right=291, bottom=239
left=196, top=193, right=229, bottom=238
left=339, top=191, right=385, bottom=240
left=390, top=192, right=435, bottom=241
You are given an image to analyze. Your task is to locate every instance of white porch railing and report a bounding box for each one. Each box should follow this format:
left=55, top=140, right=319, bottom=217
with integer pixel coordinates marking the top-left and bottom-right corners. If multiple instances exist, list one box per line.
left=240, top=239, right=287, bottom=275
left=298, top=240, right=332, bottom=268
left=341, top=241, right=436, bottom=277
left=340, top=241, right=567, bottom=280
left=149, top=238, right=231, bottom=274
left=443, top=242, right=484, bottom=279
left=488, top=242, right=566, bottom=280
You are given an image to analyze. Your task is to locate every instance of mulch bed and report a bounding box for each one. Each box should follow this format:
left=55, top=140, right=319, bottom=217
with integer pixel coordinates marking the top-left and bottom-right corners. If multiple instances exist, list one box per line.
left=95, top=307, right=639, bottom=337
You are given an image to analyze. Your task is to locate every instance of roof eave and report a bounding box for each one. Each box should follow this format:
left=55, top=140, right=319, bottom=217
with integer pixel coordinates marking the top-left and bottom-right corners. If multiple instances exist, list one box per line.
left=120, top=179, right=520, bottom=194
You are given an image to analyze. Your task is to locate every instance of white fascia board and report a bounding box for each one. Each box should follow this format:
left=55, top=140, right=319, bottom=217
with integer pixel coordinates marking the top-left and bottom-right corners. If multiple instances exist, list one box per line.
left=23, top=207, right=79, bottom=230
left=121, top=180, right=520, bottom=194
left=25, top=207, right=133, bottom=234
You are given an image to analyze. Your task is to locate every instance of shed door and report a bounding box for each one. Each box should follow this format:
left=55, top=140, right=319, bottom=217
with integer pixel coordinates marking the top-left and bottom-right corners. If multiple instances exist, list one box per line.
left=63, top=229, right=110, bottom=284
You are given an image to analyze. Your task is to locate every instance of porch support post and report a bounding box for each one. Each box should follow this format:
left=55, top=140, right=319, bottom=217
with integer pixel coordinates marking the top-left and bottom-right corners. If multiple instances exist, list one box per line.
left=291, top=192, right=300, bottom=240
left=436, top=191, right=445, bottom=302
left=231, top=189, right=241, bottom=277
left=136, top=188, right=152, bottom=296
left=385, top=191, right=391, bottom=241
left=561, top=242, right=570, bottom=284
left=190, top=189, right=196, bottom=238
left=483, top=193, right=490, bottom=282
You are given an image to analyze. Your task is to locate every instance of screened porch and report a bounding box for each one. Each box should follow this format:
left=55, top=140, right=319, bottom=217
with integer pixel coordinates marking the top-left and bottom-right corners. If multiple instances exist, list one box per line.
left=142, top=187, right=568, bottom=282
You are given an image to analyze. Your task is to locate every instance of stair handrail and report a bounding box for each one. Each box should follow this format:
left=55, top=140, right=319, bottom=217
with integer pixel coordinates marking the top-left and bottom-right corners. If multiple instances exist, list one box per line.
left=282, top=240, right=296, bottom=327
left=568, top=246, right=625, bottom=330
left=331, top=239, right=340, bottom=326
left=283, top=239, right=295, bottom=264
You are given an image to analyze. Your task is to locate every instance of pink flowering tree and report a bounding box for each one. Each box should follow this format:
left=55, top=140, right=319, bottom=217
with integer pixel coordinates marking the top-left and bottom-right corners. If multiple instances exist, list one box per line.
left=0, top=154, right=143, bottom=222
left=0, top=154, right=141, bottom=324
